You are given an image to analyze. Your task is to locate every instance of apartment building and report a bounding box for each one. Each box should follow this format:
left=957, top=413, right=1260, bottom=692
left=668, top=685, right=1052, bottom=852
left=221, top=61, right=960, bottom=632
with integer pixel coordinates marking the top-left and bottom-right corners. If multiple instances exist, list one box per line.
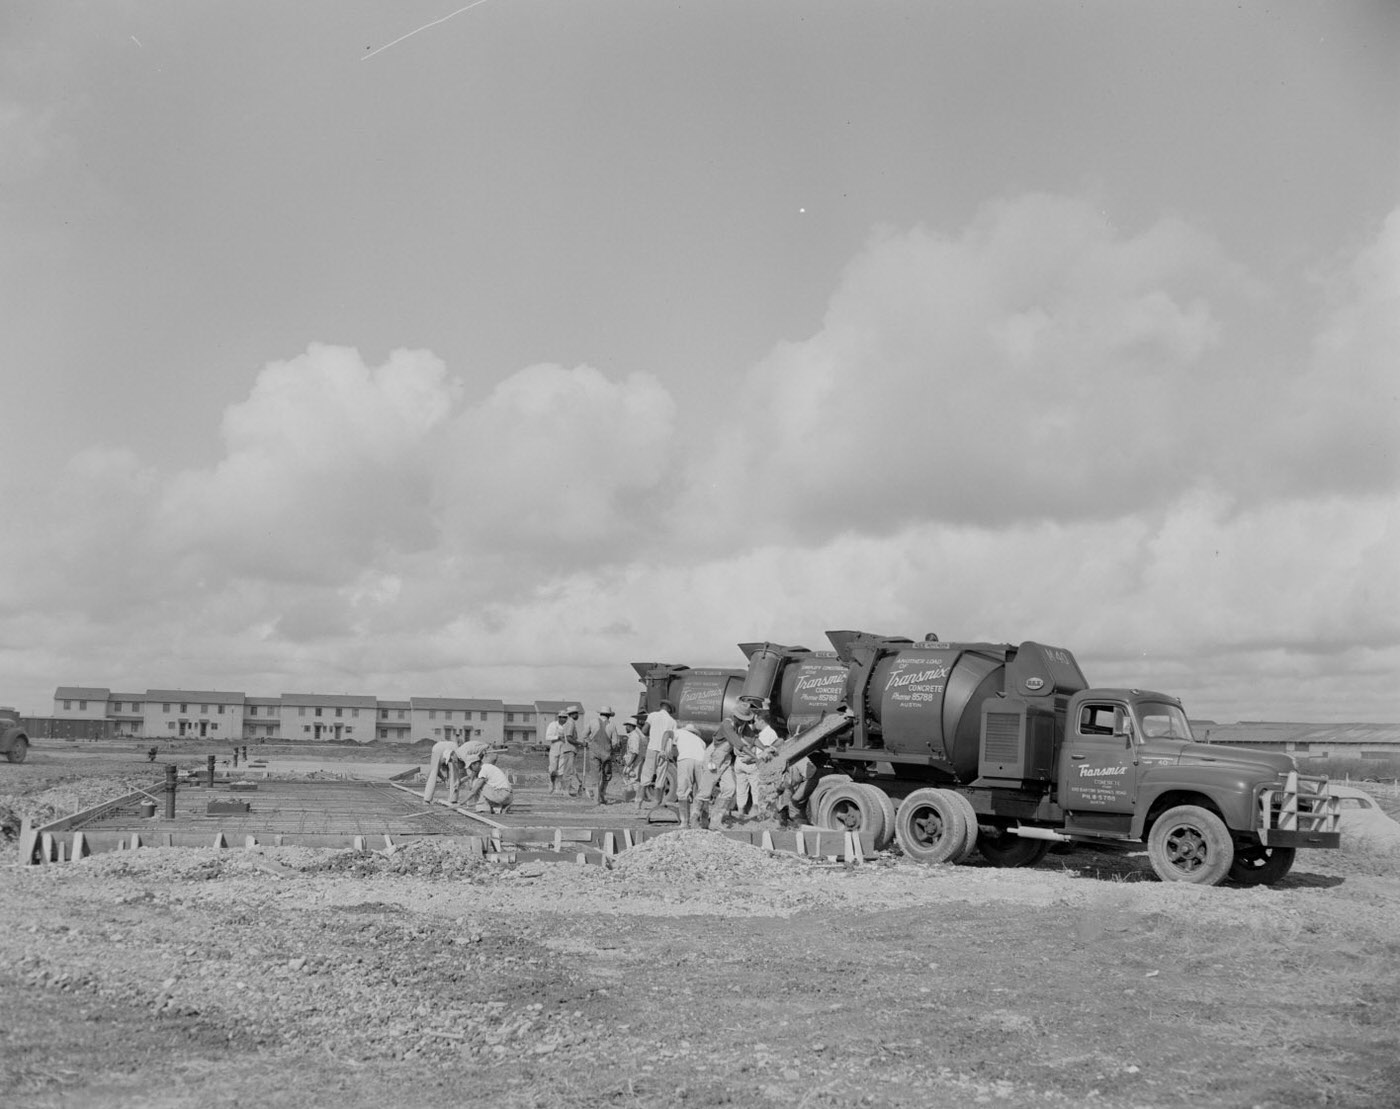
left=47, top=685, right=581, bottom=746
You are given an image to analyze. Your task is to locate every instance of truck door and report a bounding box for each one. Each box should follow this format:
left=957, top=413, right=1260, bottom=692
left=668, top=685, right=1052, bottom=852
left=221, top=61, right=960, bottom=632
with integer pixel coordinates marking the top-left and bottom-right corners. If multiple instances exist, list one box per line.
left=1060, top=701, right=1141, bottom=817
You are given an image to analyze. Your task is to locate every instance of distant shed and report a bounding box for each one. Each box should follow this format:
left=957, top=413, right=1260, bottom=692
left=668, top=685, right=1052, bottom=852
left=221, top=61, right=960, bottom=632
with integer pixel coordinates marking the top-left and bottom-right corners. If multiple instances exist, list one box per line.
left=1194, top=721, right=1400, bottom=770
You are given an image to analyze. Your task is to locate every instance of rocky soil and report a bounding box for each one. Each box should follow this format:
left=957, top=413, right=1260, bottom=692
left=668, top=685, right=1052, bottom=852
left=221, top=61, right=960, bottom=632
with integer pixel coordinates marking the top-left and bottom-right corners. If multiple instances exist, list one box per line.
left=2, top=749, right=1398, bottom=1109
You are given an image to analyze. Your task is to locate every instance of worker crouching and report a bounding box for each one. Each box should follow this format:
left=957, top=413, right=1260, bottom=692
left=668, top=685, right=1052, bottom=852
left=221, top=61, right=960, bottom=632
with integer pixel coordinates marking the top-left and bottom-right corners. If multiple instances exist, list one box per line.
left=461, top=759, right=514, bottom=814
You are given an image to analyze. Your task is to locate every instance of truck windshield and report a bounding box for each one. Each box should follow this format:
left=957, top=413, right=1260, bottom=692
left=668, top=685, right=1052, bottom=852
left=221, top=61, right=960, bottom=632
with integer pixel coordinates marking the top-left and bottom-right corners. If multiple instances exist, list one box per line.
left=1134, top=702, right=1193, bottom=741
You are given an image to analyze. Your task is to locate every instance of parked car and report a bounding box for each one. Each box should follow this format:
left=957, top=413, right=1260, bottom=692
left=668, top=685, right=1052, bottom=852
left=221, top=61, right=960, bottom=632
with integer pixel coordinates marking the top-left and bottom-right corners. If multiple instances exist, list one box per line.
left=1329, top=783, right=1400, bottom=851
left=1, top=707, right=29, bottom=763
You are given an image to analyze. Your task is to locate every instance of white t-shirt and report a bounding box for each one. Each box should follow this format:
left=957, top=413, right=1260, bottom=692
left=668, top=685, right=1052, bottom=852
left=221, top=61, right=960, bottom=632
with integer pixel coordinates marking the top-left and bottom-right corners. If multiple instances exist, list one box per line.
left=756, top=725, right=779, bottom=751
left=476, top=763, right=511, bottom=790
left=645, top=708, right=676, bottom=754
left=672, top=725, right=707, bottom=763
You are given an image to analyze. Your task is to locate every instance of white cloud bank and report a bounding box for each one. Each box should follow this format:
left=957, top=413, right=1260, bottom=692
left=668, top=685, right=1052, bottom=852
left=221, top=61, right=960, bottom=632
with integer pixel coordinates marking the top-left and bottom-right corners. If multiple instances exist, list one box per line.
left=2, top=194, right=1395, bottom=722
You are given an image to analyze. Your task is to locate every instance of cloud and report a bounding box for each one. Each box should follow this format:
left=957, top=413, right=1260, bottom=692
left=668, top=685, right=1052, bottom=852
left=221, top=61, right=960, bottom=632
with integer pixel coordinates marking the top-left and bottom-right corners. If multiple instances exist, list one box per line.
left=156, top=344, right=453, bottom=585
left=3, top=195, right=1397, bottom=723
left=433, top=361, right=676, bottom=571
left=668, top=192, right=1398, bottom=548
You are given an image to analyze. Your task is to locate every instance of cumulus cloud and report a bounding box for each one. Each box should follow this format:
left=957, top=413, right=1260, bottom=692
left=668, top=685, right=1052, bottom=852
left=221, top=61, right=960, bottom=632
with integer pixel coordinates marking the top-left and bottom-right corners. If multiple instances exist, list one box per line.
left=433, top=362, right=676, bottom=569
left=668, top=192, right=1396, bottom=548
left=4, top=195, right=1397, bottom=723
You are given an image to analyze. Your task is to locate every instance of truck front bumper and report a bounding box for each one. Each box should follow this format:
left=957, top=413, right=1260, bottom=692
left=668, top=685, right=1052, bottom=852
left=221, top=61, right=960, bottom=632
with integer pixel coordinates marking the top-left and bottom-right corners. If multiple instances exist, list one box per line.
left=1261, top=828, right=1341, bottom=849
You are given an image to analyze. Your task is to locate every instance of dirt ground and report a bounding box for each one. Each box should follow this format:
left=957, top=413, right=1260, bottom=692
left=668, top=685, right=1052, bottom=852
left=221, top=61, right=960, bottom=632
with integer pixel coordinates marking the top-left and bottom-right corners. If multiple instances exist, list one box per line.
left=3, top=742, right=1399, bottom=1109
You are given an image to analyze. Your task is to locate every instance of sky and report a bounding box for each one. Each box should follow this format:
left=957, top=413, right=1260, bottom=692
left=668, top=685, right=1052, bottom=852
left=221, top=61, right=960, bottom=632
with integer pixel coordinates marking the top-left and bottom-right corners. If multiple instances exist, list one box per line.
left=1, top=1, right=1397, bottom=724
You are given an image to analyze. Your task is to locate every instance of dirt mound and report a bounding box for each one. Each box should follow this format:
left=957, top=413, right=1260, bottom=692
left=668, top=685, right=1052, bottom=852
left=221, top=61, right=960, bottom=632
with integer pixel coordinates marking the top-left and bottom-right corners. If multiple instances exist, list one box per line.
left=610, top=828, right=813, bottom=881
left=303, top=838, right=491, bottom=880
left=0, top=775, right=154, bottom=843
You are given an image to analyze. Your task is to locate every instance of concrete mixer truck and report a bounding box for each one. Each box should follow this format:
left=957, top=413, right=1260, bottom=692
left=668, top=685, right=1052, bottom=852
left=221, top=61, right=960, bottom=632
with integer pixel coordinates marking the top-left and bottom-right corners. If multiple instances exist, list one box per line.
left=655, top=631, right=1341, bottom=887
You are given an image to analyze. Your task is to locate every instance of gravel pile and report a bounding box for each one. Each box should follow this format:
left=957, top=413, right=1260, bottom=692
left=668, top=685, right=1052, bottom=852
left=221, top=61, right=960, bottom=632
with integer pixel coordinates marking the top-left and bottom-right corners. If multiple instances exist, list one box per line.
left=0, top=775, right=155, bottom=842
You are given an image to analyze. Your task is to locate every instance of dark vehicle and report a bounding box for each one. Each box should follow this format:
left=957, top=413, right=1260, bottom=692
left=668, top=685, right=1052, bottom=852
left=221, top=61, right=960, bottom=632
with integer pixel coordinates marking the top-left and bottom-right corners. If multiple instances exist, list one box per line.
left=2, top=706, right=30, bottom=763
left=646, top=631, right=1343, bottom=887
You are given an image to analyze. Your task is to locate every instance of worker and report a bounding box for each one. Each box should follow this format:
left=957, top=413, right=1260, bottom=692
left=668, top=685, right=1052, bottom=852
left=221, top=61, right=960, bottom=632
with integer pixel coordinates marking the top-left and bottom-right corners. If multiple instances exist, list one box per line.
left=461, top=759, right=514, bottom=814
left=620, top=717, right=643, bottom=800
left=423, top=736, right=462, bottom=803
left=562, top=705, right=584, bottom=796
left=545, top=709, right=570, bottom=794
left=748, top=704, right=782, bottom=817
left=671, top=721, right=707, bottom=828
left=727, top=702, right=766, bottom=823
left=583, top=706, right=620, bottom=805
left=448, top=734, right=491, bottom=803
left=700, top=703, right=754, bottom=829
left=776, top=756, right=819, bottom=827
left=640, top=700, right=677, bottom=809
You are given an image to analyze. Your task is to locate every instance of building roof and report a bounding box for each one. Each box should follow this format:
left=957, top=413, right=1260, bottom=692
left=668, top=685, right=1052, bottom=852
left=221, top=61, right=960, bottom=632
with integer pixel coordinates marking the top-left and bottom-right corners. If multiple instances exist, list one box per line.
left=54, top=686, right=110, bottom=700
left=503, top=703, right=536, bottom=713
left=280, top=693, right=378, bottom=708
left=377, top=699, right=412, bottom=710
left=145, top=689, right=247, bottom=705
left=535, top=700, right=584, bottom=715
left=1201, top=722, right=1400, bottom=746
left=411, top=697, right=506, bottom=712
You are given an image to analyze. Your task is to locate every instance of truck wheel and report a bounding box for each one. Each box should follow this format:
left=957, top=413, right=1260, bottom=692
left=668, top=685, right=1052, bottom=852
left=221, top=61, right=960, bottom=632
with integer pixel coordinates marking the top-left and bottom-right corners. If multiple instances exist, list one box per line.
left=817, top=784, right=886, bottom=845
left=942, top=790, right=981, bottom=863
left=893, top=788, right=967, bottom=865
left=1227, top=845, right=1296, bottom=887
left=1147, top=805, right=1234, bottom=885
left=855, top=784, right=897, bottom=851
left=6, top=737, right=27, bottom=763
left=805, top=774, right=851, bottom=824
left=976, top=828, right=1052, bottom=868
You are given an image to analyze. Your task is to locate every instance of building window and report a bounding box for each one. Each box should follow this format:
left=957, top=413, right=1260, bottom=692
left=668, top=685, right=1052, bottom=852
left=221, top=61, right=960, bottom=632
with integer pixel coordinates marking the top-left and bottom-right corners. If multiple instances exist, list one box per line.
left=299, top=707, right=306, bottom=717
left=201, top=704, right=209, bottom=714
left=315, top=708, right=322, bottom=717
left=398, top=709, right=406, bottom=719
left=180, top=703, right=188, bottom=713
left=210, top=723, right=218, bottom=732
left=335, top=707, right=342, bottom=718
left=63, top=700, right=71, bottom=709
left=352, top=708, right=359, bottom=718
left=218, top=704, right=225, bottom=714
left=432, top=728, right=441, bottom=737
left=168, top=722, right=175, bottom=731
left=303, top=725, right=311, bottom=734
left=249, top=706, right=257, bottom=716
left=79, top=700, right=87, bottom=710
left=163, top=703, right=171, bottom=713
left=346, top=727, right=353, bottom=735
left=480, top=712, right=487, bottom=721
left=429, top=710, right=437, bottom=720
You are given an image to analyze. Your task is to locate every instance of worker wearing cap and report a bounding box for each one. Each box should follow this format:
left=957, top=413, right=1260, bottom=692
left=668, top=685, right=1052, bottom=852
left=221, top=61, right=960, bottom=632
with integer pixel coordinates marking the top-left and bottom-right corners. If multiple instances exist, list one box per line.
left=639, top=700, right=677, bottom=810
left=703, top=702, right=757, bottom=829
left=545, top=709, right=570, bottom=794
left=461, top=758, right=514, bottom=814
left=448, top=734, right=492, bottom=804
left=583, top=706, right=621, bottom=805
left=730, top=702, right=768, bottom=822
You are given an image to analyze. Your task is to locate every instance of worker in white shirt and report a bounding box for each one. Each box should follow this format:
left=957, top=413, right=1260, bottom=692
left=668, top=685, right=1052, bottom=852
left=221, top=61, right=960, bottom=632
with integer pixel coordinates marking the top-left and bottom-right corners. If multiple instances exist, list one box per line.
left=462, top=759, right=514, bottom=814
left=671, top=721, right=707, bottom=829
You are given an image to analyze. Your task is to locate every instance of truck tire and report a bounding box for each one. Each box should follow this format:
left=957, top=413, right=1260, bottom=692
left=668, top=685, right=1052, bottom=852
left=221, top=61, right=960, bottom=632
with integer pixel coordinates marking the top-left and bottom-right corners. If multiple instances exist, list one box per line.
left=976, top=828, right=1052, bottom=868
left=893, top=788, right=967, bottom=865
left=1147, top=805, right=1234, bottom=886
left=1227, top=845, right=1296, bottom=887
left=5, top=736, right=27, bottom=764
left=855, top=784, right=897, bottom=851
left=817, top=783, right=886, bottom=845
left=805, top=774, right=851, bottom=824
left=943, top=790, right=981, bottom=863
